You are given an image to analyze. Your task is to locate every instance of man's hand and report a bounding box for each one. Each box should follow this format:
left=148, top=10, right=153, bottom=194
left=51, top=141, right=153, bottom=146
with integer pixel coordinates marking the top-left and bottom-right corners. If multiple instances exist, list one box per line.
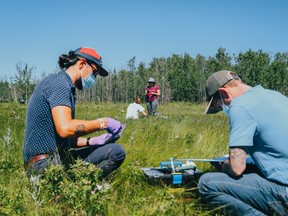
left=90, top=123, right=126, bottom=145
left=105, top=117, right=123, bottom=135
left=90, top=133, right=113, bottom=145
left=222, top=147, right=247, bottom=176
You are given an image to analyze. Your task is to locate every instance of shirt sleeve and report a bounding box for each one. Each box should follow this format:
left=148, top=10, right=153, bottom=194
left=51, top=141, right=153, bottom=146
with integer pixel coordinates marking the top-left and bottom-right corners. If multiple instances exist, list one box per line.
left=44, top=78, right=72, bottom=109
left=228, top=105, right=256, bottom=148
left=138, top=105, right=145, bottom=112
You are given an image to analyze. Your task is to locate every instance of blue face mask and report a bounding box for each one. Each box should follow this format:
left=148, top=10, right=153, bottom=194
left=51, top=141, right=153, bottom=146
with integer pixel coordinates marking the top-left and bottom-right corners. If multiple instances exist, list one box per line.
left=220, top=94, right=230, bottom=116
left=81, top=72, right=97, bottom=90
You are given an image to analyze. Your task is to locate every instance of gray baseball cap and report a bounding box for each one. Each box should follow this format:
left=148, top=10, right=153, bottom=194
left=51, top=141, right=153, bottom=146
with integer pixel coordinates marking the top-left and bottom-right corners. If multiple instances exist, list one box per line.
left=148, top=77, right=156, bottom=83
left=204, top=70, right=240, bottom=114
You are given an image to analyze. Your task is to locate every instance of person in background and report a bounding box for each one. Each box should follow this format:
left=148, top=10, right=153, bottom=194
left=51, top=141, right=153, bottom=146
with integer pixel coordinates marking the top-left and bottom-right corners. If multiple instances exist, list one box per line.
left=22, top=47, right=126, bottom=180
left=198, top=70, right=288, bottom=215
left=145, top=77, right=160, bottom=115
left=126, top=97, right=148, bottom=119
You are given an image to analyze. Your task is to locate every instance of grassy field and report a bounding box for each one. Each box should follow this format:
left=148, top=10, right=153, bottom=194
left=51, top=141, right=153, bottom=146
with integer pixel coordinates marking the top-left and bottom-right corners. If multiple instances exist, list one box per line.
left=0, top=102, right=229, bottom=215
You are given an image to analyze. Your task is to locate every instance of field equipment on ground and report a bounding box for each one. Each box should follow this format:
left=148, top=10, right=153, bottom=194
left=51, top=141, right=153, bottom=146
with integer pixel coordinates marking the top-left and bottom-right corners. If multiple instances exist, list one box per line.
left=141, top=155, right=260, bottom=185
left=141, top=158, right=203, bottom=185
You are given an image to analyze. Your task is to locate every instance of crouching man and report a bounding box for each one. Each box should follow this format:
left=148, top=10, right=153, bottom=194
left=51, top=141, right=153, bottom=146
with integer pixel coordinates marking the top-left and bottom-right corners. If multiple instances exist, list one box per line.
left=198, top=70, right=288, bottom=215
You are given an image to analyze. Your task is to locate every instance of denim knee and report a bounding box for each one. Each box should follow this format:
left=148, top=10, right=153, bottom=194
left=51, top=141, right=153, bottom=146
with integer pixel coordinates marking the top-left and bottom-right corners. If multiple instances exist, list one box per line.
left=111, top=144, right=126, bottom=163
left=198, top=172, right=215, bottom=195
left=198, top=172, right=227, bottom=198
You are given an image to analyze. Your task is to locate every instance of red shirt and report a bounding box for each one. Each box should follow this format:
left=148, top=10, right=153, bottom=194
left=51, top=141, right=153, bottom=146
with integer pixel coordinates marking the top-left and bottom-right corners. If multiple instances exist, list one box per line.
left=145, top=85, right=159, bottom=102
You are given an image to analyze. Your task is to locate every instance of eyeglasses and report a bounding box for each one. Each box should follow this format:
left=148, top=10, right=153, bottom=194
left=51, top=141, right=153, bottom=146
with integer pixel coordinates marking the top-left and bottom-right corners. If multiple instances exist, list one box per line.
left=88, top=63, right=99, bottom=77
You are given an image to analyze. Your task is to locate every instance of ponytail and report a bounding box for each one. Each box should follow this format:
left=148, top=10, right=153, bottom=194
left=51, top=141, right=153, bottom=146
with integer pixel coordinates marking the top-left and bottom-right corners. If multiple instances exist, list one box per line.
left=58, top=50, right=79, bottom=70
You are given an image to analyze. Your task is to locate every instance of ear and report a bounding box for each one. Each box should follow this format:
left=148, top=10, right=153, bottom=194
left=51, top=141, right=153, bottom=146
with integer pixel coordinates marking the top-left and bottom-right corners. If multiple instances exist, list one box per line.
left=78, top=58, right=87, bottom=70
left=218, top=87, right=230, bottom=99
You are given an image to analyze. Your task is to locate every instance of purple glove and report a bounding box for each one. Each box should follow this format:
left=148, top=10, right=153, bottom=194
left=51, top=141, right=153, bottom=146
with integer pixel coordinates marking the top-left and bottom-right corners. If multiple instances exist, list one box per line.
left=90, top=133, right=113, bottom=145
left=105, top=117, right=123, bottom=135
left=91, top=124, right=126, bottom=145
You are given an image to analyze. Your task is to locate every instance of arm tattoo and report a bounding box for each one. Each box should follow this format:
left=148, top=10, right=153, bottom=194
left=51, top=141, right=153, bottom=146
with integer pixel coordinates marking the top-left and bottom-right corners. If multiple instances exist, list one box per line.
left=223, top=147, right=246, bottom=176
left=230, top=148, right=246, bottom=165
left=75, top=124, right=85, bottom=136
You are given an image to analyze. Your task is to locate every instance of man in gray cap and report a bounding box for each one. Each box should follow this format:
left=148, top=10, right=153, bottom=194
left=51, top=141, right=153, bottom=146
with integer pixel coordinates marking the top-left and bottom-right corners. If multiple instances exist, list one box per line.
left=198, top=70, right=288, bottom=215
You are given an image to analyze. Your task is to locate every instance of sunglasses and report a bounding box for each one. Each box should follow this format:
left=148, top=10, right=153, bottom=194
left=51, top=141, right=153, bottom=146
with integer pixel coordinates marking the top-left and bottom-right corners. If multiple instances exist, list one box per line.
left=87, top=62, right=99, bottom=76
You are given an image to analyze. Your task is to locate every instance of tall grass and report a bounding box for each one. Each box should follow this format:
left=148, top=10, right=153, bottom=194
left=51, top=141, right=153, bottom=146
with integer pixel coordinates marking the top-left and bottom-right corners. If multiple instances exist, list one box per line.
left=0, top=102, right=229, bottom=215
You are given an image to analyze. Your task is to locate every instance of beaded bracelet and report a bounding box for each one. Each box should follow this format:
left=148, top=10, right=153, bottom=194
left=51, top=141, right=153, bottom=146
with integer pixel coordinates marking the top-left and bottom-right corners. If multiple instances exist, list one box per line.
left=97, top=118, right=105, bottom=130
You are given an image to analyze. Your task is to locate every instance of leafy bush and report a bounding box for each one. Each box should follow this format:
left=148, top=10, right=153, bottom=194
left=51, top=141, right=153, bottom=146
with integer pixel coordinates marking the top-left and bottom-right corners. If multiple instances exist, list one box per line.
left=35, top=160, right=109, bottom=215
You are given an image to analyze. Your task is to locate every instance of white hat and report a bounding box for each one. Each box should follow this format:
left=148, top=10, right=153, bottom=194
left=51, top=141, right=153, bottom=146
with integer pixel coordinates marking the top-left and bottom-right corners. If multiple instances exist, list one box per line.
left=148, top=77, right=156, bottom=83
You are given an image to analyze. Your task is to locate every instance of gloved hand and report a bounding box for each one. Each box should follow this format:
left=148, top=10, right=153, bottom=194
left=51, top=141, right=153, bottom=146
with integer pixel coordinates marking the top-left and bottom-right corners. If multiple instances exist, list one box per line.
left=105, top=117, right=123, bottom=135
left=90, top=124, right=126, bottom=145
left=90, top=133, right=113, bottom=145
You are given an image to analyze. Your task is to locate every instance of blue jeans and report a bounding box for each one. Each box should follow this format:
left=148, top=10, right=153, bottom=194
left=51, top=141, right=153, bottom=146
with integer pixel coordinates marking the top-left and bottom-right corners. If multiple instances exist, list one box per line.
left=198, top=172, right=288, bottom=215
left=26, top=153, right=62, bottom=177
left=70, top=143, right=126, bottom=179
left=146, top=99, right=158, bottom=115
left=26, top=143, right=126, bottom=179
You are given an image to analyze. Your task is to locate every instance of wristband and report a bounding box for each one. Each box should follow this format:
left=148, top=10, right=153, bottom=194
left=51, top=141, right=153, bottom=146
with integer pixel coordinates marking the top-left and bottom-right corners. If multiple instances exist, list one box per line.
left=86, top=137, right=91, bottom=146
left=97, top=118, right=105, bottom=130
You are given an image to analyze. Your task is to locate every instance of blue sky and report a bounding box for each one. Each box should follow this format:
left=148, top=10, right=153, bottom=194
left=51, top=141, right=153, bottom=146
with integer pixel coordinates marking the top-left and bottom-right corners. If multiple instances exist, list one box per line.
left=0, top=0, right=287, bottom=80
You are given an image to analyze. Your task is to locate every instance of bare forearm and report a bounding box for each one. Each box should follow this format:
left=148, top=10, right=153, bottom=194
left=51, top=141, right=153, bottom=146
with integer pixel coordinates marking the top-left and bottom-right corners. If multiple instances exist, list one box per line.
left=76, top=137, right=90, bottom=147
left=51, top=106, right=107, bottom=138
left=70, top=136, right=92, bottom=148
left=72, top=119, right=100, bottom=136
left=222, top=159, right=236, bottom=175
left=222, top=147, right=247, bottom=176
left=58, top=119, right=105, bottom=138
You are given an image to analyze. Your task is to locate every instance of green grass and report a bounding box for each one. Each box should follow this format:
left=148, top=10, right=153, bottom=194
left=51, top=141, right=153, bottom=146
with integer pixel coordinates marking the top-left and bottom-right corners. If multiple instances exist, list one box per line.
left=0, top=102, right=229, bottom=215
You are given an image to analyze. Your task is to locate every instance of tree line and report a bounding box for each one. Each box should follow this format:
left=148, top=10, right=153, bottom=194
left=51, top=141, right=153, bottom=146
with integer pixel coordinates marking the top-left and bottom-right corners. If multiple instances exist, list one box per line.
left=1, top=48, right=287, bottom=104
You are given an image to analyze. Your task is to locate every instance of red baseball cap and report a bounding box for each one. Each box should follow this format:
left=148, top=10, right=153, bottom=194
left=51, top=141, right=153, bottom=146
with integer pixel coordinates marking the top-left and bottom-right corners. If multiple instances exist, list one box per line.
left=74, top=47, right=108, bottom=77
